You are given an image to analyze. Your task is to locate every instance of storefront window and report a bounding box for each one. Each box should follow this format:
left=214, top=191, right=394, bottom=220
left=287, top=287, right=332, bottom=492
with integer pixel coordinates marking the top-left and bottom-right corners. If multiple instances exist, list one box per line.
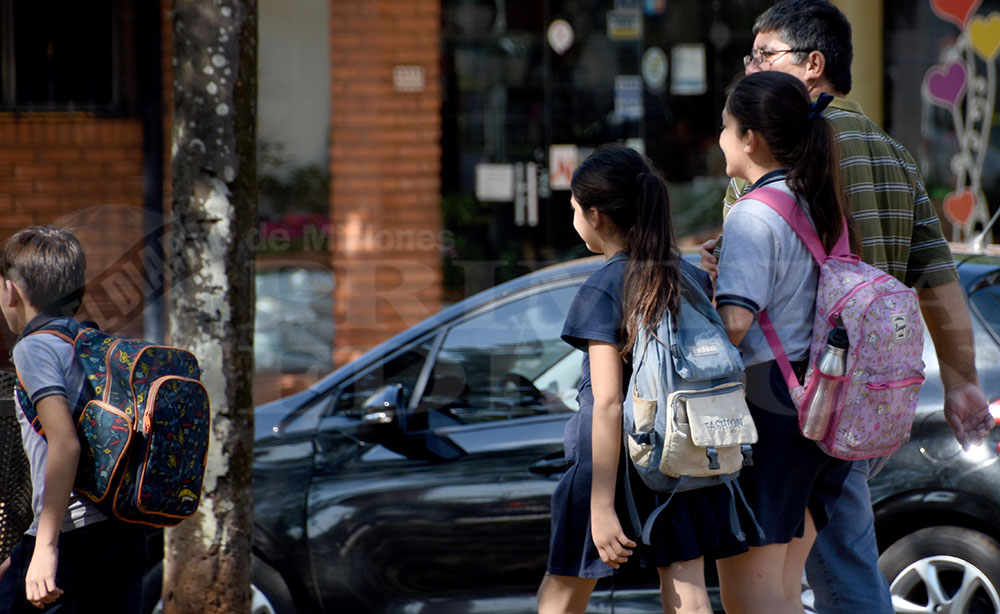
left=885, top=0, right=1000, bottom=244
left=441, top=0, right=771, bottom=300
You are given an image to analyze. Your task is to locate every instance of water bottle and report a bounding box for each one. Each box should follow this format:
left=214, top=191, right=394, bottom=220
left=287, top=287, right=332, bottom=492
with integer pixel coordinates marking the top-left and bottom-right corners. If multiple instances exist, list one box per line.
left=800, top=326, right=849, bottom=440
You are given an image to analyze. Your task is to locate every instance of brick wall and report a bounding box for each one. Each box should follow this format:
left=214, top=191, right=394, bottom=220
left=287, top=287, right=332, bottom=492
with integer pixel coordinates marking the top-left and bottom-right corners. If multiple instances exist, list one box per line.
left=329, top=0, right=443, bottom=366
left=0, top=116, right=147, bottom=363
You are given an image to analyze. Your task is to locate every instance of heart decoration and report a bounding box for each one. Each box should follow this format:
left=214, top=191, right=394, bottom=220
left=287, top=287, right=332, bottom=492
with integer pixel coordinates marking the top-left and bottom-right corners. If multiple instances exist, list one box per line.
left=931, top=0, right=983, bottom=28
left=969, top=13, right=1000, bottom=60
left=943, top=189, right=976, bottom=226
left=923, top=61, right=967, bottom=108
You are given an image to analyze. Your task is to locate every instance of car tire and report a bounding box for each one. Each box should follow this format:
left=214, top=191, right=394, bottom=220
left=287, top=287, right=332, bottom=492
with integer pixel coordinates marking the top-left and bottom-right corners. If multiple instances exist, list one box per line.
left=143, top=555, right=295, bottom=614
left=878, top=526, right=1000, bottom=614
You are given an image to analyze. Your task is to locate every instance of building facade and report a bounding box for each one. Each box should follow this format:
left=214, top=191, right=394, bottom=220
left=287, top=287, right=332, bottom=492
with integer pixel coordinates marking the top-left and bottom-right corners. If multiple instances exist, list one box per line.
left=0, top=1, right=991, bottom=383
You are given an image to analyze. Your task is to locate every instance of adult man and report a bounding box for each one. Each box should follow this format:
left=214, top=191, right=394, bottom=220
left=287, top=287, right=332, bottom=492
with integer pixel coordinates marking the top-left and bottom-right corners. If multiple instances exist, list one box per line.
left=700, top=1, right=994, bottom=611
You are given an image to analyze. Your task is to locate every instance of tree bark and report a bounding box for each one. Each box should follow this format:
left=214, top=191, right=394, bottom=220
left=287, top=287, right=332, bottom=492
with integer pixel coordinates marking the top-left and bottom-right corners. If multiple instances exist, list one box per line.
left=163, top=1, right=256, bottom=613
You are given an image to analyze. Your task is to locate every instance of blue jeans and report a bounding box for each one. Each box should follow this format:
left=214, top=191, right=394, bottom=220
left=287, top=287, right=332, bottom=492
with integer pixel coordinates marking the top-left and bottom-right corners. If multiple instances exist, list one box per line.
left=805, top=458, right=893, bottom=614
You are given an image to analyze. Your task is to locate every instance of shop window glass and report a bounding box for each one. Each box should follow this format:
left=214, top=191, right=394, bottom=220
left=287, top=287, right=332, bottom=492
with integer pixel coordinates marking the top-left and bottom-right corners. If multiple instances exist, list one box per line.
left=440, top=0, right=772, bottom=299
left=885, top=0, right=1000, bottom=242
left=1, top=0, right=121, bottom=110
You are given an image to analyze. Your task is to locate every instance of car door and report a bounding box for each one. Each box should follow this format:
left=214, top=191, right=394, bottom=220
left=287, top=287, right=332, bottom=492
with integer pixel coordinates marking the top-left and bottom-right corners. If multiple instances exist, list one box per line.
left=306, top=280, right=583, bottom=611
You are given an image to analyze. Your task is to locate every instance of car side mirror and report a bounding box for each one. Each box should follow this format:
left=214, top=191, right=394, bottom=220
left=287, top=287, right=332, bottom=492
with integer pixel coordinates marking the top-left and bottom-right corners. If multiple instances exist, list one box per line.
left=360, top=384, right=406, bottom=430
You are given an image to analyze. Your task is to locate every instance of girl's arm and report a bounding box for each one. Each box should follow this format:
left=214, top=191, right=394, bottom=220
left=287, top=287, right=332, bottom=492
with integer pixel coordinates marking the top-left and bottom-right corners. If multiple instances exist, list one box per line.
left=25, top=394, right=79, bottom=608
left=588, top=340, right=636, bottom=569
left=718, top=304, right=754, bottom=346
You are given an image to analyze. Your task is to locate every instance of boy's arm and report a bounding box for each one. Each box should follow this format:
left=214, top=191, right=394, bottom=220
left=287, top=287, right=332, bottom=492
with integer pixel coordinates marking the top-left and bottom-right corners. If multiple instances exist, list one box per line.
left=25, top=394, right=79, bottom=608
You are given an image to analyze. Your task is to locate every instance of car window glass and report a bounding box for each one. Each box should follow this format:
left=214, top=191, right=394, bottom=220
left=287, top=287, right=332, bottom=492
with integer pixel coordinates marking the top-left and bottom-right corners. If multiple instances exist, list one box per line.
left=970, top=280, right=1000, bottom=343
left=416, top=284, right=580, bottom=425
left=333, top=339, right=435, bottom=416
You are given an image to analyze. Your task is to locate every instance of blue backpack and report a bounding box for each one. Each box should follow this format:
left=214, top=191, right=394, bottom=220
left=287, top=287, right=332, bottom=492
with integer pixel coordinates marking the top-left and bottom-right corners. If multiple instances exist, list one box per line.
left=14, top=319, right=211, bottom=528
left=622, top=263, right=762, bottom=545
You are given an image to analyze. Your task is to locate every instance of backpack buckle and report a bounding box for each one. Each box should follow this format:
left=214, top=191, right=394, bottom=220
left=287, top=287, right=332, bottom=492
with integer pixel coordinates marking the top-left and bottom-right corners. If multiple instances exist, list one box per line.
left=741, top=443, right=754, bottom=466
left=705, top=447, right=720, bottom=470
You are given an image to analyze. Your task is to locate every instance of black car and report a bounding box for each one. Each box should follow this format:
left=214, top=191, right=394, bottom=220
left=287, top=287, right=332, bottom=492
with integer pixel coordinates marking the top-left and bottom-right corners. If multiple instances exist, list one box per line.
left=248, top=251, right=1000, bottom=614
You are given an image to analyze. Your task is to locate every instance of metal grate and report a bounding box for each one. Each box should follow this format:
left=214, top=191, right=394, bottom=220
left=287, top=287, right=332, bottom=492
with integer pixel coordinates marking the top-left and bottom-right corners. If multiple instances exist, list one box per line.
left=0, top=370, right=31, bottom=561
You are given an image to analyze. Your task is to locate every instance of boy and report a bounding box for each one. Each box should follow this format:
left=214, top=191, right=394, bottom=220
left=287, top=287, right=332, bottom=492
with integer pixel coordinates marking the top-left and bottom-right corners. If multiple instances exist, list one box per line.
left=0, top=226, right=147, bottom=613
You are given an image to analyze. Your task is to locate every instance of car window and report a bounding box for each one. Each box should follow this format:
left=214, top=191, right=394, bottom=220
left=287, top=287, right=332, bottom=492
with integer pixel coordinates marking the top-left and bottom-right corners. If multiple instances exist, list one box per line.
left=416, top=284, right=580, bottom=425
left=333, top=339, right=435, bottom=416
left=970, top=278, right=1000, bottom=343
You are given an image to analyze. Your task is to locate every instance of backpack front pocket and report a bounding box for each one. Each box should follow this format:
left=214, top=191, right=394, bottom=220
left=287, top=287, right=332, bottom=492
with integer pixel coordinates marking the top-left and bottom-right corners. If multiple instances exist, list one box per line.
left=132, top=376, right=211, bottom=520
left=826, top=374, right=924, bottom=459
left=660, top=383, right=756, bottom=478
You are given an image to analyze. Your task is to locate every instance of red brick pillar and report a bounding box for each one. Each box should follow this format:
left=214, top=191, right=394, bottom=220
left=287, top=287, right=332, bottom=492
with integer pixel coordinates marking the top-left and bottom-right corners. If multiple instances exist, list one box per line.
left=329, top=0, right=443, bottom=366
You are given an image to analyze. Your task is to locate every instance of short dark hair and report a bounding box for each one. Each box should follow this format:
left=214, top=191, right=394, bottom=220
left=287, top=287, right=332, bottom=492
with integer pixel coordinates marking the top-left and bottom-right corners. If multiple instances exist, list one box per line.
left=0, top=225, right=87, bottom=316
left=754, top=0, right=853, bottom=95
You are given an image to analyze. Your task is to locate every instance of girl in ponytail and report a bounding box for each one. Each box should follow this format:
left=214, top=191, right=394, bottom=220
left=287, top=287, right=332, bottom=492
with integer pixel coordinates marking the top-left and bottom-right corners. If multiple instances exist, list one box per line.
left=712, top=71, right=854, bottom=613
left=538, top=146, right=749, bottom=614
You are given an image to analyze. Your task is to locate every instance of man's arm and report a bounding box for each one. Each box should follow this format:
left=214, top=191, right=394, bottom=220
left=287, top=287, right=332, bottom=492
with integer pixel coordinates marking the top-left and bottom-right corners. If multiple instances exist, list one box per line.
left=25, top=395, right=79, bottom=608
left=918, top=281, right=993, bottom=448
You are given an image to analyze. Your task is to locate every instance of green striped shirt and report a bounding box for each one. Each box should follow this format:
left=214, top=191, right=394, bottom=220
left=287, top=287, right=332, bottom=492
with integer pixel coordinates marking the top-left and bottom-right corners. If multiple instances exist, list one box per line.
left=723, top=97, right=958, bottom=289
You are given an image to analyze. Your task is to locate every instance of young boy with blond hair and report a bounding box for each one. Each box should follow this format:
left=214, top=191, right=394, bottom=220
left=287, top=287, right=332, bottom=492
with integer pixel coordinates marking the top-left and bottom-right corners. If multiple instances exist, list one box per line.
left=0, top=225, right=147, bottom=613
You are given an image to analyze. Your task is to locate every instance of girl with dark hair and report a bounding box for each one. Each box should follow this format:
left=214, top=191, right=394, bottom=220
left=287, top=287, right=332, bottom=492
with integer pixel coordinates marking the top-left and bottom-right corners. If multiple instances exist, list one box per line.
left=712, top=71, right=853, bottom=613
left=538, top=146, right=748, bottom=614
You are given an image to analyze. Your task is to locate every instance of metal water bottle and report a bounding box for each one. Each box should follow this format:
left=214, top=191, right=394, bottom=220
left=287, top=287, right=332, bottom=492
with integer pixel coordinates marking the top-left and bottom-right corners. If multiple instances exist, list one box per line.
left=801, top=326, right=849, bottom=440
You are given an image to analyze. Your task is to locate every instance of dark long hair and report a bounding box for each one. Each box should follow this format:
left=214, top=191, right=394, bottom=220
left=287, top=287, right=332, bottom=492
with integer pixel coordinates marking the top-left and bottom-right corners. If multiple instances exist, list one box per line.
left=570, top=146, right=679, bottom=357
left=726, top=71, right=852, bottom=253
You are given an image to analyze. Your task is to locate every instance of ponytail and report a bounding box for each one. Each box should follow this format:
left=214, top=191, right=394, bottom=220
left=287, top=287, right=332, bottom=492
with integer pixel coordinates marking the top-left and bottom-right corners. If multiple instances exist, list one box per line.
left=622, top=170, right=681, bottom=354
left=570, top=147, right=680, bottom=358
left=787, top=93, right=846, bottom=253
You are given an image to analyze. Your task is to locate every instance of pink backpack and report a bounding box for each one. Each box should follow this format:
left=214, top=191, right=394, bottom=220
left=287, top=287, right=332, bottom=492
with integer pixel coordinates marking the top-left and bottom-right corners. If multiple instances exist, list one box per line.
left=739, top=187, right=925, bottom=460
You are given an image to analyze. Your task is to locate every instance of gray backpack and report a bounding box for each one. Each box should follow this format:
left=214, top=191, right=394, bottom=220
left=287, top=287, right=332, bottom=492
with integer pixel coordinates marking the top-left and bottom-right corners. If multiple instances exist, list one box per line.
left=622, top=263, right=762, bottom=544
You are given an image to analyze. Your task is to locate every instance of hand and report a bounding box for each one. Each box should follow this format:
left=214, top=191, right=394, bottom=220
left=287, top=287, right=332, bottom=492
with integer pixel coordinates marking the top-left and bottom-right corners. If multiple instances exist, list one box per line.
left=24, top=544, right=62, bottom=609
left=944, top=382, right=994, bottom=450
left=0, top=557, right=9, bottom=582
left=699, top=238, right=719, bottom=280
left=590, top=506, right=635, bottom=569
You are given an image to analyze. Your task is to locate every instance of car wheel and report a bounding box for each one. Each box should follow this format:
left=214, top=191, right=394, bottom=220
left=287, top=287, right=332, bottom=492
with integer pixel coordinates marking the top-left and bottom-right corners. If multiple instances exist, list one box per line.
left=878, top=526, right=1000, bottom=614
left=144, top=555, right=295, bottom=614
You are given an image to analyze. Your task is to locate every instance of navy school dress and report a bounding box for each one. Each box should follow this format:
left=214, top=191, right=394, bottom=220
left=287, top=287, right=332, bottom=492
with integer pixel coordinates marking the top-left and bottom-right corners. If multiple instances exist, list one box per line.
left=546, top=253, right=749, bottom=578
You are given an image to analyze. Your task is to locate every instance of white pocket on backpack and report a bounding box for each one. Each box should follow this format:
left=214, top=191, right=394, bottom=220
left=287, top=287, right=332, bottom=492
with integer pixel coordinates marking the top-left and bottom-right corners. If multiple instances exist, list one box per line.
left=659, top=382, right=757, bottom=477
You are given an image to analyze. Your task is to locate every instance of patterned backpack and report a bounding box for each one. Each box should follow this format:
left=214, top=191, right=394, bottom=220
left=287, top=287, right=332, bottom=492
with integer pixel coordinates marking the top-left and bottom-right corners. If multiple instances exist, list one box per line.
left=742, top=186, right=925, bottom=460
left=622, top=262, right=762, bottom=545
left=14, top=319, right=211, bottom=527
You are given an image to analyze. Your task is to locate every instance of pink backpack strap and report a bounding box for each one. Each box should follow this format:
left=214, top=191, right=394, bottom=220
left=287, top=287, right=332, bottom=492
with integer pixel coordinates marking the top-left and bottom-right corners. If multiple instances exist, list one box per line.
left=738, top=186, right=828, bottom=265
left=757, top=310, right=802, bottom=391
left=732, top=185, right=849, bottom=390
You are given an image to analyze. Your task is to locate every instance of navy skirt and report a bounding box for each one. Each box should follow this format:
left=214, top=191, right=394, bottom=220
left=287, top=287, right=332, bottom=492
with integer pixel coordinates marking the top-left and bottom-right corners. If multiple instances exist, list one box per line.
left=547, top=393, right=750, bottom=578
left=734, top=361, right=852, bottom=546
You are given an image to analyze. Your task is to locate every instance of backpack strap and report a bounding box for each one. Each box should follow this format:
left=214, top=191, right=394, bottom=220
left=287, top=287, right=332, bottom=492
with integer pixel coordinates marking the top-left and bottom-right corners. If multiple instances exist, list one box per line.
left=734, top=186, right=849, bottom=390
left=740, top=186, right=852, bottom=260
left=739, top=186, right=829, bottom=265
left=14, top=318, right=83, bottom=436
left=757, top=310, right=803, bottom=391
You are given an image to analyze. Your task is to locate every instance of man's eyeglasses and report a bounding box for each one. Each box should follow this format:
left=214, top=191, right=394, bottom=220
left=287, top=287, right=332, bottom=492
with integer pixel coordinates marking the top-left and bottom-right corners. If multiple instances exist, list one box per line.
left=743, top=48, right=811, bottom=68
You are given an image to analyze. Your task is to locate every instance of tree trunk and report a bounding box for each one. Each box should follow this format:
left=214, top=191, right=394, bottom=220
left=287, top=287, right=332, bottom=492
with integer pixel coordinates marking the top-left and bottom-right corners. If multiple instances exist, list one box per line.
left=163, top=1, right=256, bottom=613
